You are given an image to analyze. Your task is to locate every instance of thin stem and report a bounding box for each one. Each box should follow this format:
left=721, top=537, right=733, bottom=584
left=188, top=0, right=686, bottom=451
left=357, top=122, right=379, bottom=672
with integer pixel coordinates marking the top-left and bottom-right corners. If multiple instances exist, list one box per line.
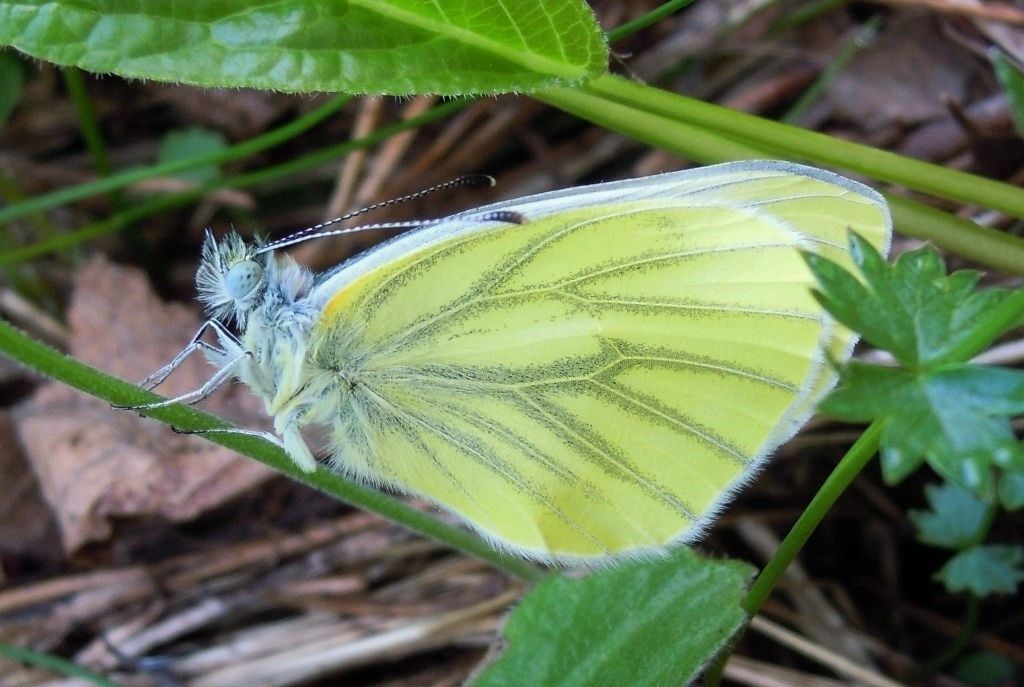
left=581, top=74, right=1024, bottom=220
left=704, top=421, right=882, bottom=686
left=914, top=595, right=981, bottom=678
left=607, top=0, right=699, bottom=43
left=536, top=84, right=767, bottom=163
left=0, top=320, right=548, bottom=584
left=744, top=422, right=882, bottom=614
left=62, top=68, right=114, bottom=178
left=0, top=95, right=351, bottom=226
left=0, top=99, right=467, bottom=265
left=537, top=83, right=1024, bottom=275
left=0, top=642, right=121, bottom=687
left=886, top=195, right=1024, bottom=276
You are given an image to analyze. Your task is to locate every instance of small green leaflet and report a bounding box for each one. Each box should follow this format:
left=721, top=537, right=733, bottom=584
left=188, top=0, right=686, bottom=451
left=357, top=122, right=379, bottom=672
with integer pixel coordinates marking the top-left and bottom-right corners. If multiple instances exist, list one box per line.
left=471, top=548, right=753, bottom=687
left=0, top=0, right=607, bottom=95
left=992, top=48, right=1024, bottom=140
left=805, top=233, right=1013, bottom=369
left=805, top=233, right=1024, bottom=502
left=936, top=545, right=1024, bottom=596
left=909, top=481, right=991, bottom=550
left=157, top=128, right=228, bottom=184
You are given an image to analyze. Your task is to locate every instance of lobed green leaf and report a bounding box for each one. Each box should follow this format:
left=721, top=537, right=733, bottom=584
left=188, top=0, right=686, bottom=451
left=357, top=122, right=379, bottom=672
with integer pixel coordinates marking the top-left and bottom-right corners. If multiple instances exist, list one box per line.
left=997, top=470, right=1024, bottom=510
left=808, top=234, right=1015, bottom=369
left=810, top=233, right=1024, bottom=498
left=822, top=362, right=1024, bottom=498
left=0, top=0, right=607, bottom=95
left=992, top=48, right=1024, bottom=140
left=935, top=545, right=1024, bottom=596
left=908, top=481, right=990, bottom=550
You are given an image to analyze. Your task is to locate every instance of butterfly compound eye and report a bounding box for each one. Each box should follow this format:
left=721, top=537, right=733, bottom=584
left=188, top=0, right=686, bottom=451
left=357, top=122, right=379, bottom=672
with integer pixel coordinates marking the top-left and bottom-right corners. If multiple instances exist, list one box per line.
left=224, top=260, right=264, bottom=300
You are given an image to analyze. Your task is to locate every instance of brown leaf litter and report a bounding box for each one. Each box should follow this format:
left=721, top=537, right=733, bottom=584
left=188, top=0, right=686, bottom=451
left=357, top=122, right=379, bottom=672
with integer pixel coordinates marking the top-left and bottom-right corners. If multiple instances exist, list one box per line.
left=11, top=257, right=272, bottom=552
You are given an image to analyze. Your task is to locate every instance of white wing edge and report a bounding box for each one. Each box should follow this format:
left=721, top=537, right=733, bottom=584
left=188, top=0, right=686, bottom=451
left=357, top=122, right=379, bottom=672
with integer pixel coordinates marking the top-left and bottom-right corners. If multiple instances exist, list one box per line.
left=310, top=160, right=891, bottom=304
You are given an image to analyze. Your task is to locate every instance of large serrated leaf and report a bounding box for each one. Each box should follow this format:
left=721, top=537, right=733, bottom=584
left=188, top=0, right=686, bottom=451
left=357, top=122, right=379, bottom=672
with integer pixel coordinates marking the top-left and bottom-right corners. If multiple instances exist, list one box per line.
left=471, top=548, right=754, bottom=687
left=0, top=0, right=607, bottom=95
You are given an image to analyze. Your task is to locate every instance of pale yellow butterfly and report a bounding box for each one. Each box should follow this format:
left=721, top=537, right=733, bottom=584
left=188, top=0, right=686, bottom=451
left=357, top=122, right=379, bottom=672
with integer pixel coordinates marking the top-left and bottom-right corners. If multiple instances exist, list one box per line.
left=134, top=160, right=891, bottom=565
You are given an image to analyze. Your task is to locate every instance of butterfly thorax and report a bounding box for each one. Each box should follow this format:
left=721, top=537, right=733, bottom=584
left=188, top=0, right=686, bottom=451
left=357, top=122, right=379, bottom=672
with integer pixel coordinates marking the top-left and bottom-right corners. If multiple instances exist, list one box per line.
left=196, top=231, right=323, bottom=412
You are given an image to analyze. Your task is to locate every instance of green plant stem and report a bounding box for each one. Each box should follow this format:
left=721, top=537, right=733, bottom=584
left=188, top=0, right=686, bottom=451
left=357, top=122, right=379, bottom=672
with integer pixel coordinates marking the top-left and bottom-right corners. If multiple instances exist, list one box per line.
left=538, top=83, right=1024, bottom=275
left=886, top=196, right=1024, bottom=276
left=579, top=74, right=1024, bottom=219
left=744, top=422, right=882, bottom=612
left=0, top=95, right=351, bottom=227
left=62, top=68, right=113, bottom=178
left=913, top=500, right=995, bottom=678
left=915, top=595, right=980, bottom=678
left=704, top=421, right=882, bottom=687
left=0, top=99, right=467, bottom=265
left=0, top=320, right=548, bottom=584
left=537, top=82, right=767, bottom=164
left=0, top=642, right=121, bottom=687
left=607, top=0, right=698, bottom=43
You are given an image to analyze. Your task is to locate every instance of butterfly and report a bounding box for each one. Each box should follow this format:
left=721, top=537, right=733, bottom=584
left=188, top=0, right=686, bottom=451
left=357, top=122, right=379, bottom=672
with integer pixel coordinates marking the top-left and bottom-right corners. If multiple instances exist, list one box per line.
left=132, top=160, right=891, bottom=565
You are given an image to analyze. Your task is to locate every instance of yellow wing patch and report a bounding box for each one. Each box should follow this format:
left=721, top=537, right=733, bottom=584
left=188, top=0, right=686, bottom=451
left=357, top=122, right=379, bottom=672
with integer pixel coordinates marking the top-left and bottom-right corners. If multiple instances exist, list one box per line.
left=308, top=169, right=889, bottom=562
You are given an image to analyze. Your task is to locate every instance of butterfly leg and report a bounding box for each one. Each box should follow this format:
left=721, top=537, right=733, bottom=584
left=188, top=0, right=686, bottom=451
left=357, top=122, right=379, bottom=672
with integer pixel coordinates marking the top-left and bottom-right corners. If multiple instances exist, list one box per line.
left=140, top=319, right=241, bottom=390
left=124, top=351, right=250, bottom=411
left=174, top=425, right=317, bottom=471
left=175, top=425, right=285, bottom=449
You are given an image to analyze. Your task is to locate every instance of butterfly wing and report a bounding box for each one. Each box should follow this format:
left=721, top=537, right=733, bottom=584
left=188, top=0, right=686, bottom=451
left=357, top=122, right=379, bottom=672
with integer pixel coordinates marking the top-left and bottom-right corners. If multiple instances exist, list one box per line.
left=306, top=161, right=891, bottom=563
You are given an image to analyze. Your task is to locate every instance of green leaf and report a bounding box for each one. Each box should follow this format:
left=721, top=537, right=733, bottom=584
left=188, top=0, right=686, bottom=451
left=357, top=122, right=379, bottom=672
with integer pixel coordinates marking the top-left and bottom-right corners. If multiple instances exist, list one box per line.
left=471, top=548, right=754, bottom=687
left=953, top=651, right=1017, bottom=687
left=0, top=49, right=24, bottom=127
left=821, top=362, right=1024, bottom=497
left=809, top=233, right=1024, bottom=496
left=806, top=234, right=1015, bottom=369
left=992, top=48, right=1024, bottom=140
left=908, top=481, right=990, bottom=550
left=998, top=469, right=1024, bottom=510
left=157, top=128, right=228, bottom=184
left=936, top=545, right=1024, bottom=596
left=0, top=0, right=607, bottom=95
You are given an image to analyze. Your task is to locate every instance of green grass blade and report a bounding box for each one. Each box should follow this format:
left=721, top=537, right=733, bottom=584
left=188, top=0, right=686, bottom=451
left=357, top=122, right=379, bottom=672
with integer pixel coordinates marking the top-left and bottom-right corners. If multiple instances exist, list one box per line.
left=580, top=74, right=1024, bottom=220
left=536, top=82, right=1024, bottom=275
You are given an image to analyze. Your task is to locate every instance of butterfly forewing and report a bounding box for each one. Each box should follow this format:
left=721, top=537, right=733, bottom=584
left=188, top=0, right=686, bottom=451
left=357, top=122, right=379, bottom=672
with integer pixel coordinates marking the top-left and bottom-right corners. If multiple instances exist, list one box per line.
left=304, top=162, right=890, bottom=562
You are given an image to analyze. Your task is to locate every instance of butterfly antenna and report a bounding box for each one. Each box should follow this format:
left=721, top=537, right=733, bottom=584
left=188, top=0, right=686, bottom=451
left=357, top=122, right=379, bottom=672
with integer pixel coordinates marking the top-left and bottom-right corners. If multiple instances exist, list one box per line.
left=253, top=210, right=524, bottom=254
left=259, top=174, right=496, bottom=252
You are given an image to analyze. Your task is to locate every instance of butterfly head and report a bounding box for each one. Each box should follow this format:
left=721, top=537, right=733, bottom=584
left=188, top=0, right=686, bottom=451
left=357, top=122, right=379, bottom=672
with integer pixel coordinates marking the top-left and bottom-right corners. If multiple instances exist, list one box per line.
left=196, top=230, right=270, bottom=325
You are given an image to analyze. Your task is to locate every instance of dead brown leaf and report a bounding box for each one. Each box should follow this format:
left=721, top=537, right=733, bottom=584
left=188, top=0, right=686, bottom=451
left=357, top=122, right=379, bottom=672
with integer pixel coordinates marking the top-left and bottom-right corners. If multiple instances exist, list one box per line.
left=0, top=412, right=59, bottom=563
left=12, top=257, right=272, bottom=552
left=826, top=12, right=976, bottom=129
